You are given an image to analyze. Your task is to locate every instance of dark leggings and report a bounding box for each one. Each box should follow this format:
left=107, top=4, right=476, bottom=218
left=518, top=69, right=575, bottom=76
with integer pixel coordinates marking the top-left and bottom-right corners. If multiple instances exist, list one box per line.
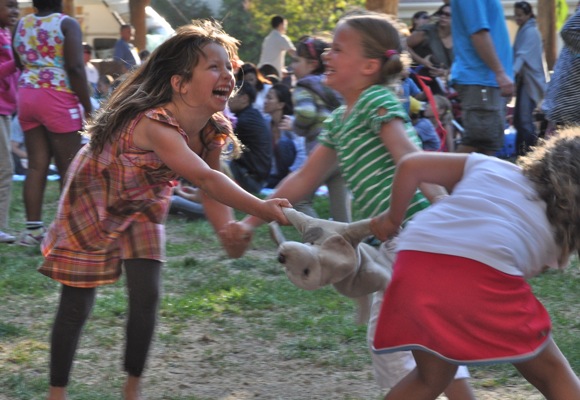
left=50, top=259, right=162, bottom=387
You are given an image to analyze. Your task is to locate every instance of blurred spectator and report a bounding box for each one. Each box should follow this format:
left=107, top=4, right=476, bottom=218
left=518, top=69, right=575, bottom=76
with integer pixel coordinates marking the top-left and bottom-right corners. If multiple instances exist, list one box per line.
left=512, top=1, right=547, bottom=156
left=10, top=116, right=58, bottom=177
left=407, top=4, right=453, bottom=95
left=226, top=82, right=272, bottom=194
left=169, top=180, right=205, bottom=221
left=451, top=0, right=514, bottom=155
left=83, top=42, right=99, bottom=94
left=263, top=83, right=306, bottom=188
left=410, top=109, right=441, bottom=151
left=236, top=62, right=272, bottom=115
left=289, top=35, right=350, bottom=222
left=258, top=63, right=280, bottom=82
left=95, top=74, right=114, bottom=102
left=113, top=24, right=141, bottom=73
left=258, top=15, right=296, bottom=76
left=541, top=8, right=580, bottom=133
left=138, top=49, right=150, bottom=62
left=13, top=0, right=92, bottom=246
left=0, top=0, right=19, bottom=243
left=10, top=116, right=27, bottom=175
left=409, top=10, right=430, bottom=33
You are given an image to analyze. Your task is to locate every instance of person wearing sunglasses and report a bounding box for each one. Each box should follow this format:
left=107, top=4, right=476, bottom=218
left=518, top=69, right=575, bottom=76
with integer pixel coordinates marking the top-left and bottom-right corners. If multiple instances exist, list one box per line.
left=406, top=4, right=453, bottom=95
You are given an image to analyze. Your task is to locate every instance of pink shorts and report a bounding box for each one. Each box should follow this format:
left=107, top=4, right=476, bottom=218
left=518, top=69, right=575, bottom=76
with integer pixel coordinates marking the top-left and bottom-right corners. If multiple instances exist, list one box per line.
left=18, top=87, right=84, bottom=133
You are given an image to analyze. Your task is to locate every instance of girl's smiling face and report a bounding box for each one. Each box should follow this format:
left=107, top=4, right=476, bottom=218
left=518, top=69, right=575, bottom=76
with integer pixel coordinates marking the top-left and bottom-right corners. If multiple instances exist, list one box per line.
left=0, top=0, right=19, bottom=29
left=179, top=42, right=235, bottom=113
left=323, top=23, right=366, bottom=94
left=290, top=55, right=316, bottom=80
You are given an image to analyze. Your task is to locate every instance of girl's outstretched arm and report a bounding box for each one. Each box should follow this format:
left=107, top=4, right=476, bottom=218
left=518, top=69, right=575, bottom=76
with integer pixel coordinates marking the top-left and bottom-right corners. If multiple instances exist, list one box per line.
left=218, top=144, right=339, bottom=258
left=135, top=118, right=291, bottom=224
left=241, top=144, right=339, bottom=229
left=200, top=146, right=252, bottom=258
left=371, top=152, right=468, bottom=241
left=378, top=118, right=449, bottom=202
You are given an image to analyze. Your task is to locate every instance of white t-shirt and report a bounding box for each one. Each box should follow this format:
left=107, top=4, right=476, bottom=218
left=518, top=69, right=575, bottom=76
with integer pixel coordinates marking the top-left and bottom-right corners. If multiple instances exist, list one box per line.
left=397, top=153, right=560, bottom=278
left=258, top=30, right=295, bottom=75
left=85, top=62, right=99, bottom=86
left=253, top=84, right=271, bottom=116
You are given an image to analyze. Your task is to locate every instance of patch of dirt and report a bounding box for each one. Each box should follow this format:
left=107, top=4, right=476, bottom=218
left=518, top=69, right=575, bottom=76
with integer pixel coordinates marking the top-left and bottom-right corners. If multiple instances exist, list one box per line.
left=130, top=245, right=543, bottom=400
left=139, top=314, right=543, bottom=400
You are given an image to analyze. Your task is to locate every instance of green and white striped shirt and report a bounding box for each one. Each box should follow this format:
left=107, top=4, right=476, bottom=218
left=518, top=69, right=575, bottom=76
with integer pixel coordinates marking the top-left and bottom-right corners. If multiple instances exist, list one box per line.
left=319, top=85, right=430, bottom=221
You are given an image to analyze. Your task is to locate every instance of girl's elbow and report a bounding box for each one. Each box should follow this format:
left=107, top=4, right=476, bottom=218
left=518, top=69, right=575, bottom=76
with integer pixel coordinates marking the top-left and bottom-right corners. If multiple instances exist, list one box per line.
left=397, top=152, right=422, bottom=167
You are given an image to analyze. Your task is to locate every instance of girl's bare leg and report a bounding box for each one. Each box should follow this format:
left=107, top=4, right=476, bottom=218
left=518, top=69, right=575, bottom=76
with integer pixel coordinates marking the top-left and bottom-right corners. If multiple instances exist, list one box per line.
left=47, top=386, right=67, bottom=400
left=123, top=375, right=143, bottom=400
left=443, top=377, right=476, bottom=400
left=385, top=350, right=457, bottom=400
left=514, top=337, right=580, bottom=400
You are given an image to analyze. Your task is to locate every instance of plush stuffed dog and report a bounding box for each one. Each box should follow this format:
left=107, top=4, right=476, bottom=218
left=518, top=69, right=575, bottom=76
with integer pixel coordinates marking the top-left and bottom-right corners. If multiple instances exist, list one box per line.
left=269, top=208, right=392, bottom=323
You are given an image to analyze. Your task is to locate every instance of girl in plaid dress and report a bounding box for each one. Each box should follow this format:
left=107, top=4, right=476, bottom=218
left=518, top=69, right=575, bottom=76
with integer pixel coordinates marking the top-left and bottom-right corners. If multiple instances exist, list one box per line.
left=41, top=21, right=290, bottom=400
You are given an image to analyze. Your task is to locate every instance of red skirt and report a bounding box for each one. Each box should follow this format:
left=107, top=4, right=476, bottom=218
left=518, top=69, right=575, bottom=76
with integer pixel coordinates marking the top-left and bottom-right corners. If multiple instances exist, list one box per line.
left=373, top=250, right=551, bottom=365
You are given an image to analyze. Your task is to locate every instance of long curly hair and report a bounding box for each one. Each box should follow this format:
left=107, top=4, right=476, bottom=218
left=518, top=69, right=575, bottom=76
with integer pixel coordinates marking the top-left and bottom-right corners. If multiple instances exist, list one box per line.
left=87, top=20, right=241, bottom=157
left=518, top=127, right=580, bottom=266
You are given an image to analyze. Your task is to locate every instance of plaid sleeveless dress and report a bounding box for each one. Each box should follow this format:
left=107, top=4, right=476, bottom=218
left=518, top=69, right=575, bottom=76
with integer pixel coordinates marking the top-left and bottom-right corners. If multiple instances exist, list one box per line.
left=39, top=108, right=221, bottom=288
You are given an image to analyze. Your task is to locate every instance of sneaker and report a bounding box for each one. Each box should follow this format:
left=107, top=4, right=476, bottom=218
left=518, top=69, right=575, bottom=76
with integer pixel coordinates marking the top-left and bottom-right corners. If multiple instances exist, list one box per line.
left=18, top=227, right=46, bottom=247
left=0, top=231, right=16, bottom=244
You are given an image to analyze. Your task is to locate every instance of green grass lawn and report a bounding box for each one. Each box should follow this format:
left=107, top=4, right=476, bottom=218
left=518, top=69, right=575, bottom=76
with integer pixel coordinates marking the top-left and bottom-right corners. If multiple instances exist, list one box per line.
left=0, top=180, right=578, bottom=399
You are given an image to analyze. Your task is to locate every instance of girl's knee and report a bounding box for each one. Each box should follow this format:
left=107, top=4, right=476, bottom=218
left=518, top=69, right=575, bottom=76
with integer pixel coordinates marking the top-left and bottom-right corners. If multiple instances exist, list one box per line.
left=413, top=351, right=457, bottom=390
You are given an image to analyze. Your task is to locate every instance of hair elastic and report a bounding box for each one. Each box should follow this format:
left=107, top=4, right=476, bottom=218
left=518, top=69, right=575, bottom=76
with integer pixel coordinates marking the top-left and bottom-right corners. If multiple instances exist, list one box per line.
left=385, top=50, right=398, bottom=59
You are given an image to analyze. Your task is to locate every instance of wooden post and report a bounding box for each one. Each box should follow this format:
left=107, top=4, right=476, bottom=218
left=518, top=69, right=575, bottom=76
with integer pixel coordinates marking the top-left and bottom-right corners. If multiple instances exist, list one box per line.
left=537, top=0, right=557, bottom=70
left=129, top=0, right=150, bottom=53
left=366, top=0, right=399, bottom=16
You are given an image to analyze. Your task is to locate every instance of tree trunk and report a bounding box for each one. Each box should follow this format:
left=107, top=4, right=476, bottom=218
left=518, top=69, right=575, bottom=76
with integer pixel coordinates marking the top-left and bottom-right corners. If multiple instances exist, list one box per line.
left=366, top=0, right=399, bottom=16
left=130, top=0, right=150, bottom=53
left=537, top=0, right=557, bottom=70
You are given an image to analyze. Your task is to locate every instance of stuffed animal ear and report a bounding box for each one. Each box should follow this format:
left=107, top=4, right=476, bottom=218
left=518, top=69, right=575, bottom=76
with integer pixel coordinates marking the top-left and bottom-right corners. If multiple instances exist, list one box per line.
left=317, top=234, right=357, bottom=286
left=268, top=221, right=286, bottom=246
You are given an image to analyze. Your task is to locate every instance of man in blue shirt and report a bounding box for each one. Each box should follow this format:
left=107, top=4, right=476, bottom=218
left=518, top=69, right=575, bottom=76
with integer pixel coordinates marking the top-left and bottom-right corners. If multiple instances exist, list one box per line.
left=113, top=24, right=141, bottom=74
left=450, top=0, right=514, bottom=155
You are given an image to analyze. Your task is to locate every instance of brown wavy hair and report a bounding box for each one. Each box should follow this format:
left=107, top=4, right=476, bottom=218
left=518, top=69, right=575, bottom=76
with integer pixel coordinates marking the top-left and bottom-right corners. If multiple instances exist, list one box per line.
left=87, top=20, right=241, bottom=157
left=518, top=127, right=580, bottom=266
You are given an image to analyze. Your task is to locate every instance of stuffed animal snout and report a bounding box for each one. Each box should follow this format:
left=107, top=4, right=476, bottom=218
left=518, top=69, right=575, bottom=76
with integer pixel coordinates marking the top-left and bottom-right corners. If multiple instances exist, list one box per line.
left=277, top=233, right=359, bottom=291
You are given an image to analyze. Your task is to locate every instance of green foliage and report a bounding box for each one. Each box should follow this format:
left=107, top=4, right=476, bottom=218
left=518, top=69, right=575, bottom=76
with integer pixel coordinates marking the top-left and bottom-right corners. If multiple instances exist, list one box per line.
left=150, top=0, right=366, bottom=70
left=219, top=0, right=263, bottom=63
left=161, top=0, right=362, bottom=65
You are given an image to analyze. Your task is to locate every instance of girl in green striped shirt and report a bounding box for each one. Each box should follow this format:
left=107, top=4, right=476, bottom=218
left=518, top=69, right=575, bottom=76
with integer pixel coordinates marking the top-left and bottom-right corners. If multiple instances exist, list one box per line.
left=225, top=10, right=475, bottom=399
